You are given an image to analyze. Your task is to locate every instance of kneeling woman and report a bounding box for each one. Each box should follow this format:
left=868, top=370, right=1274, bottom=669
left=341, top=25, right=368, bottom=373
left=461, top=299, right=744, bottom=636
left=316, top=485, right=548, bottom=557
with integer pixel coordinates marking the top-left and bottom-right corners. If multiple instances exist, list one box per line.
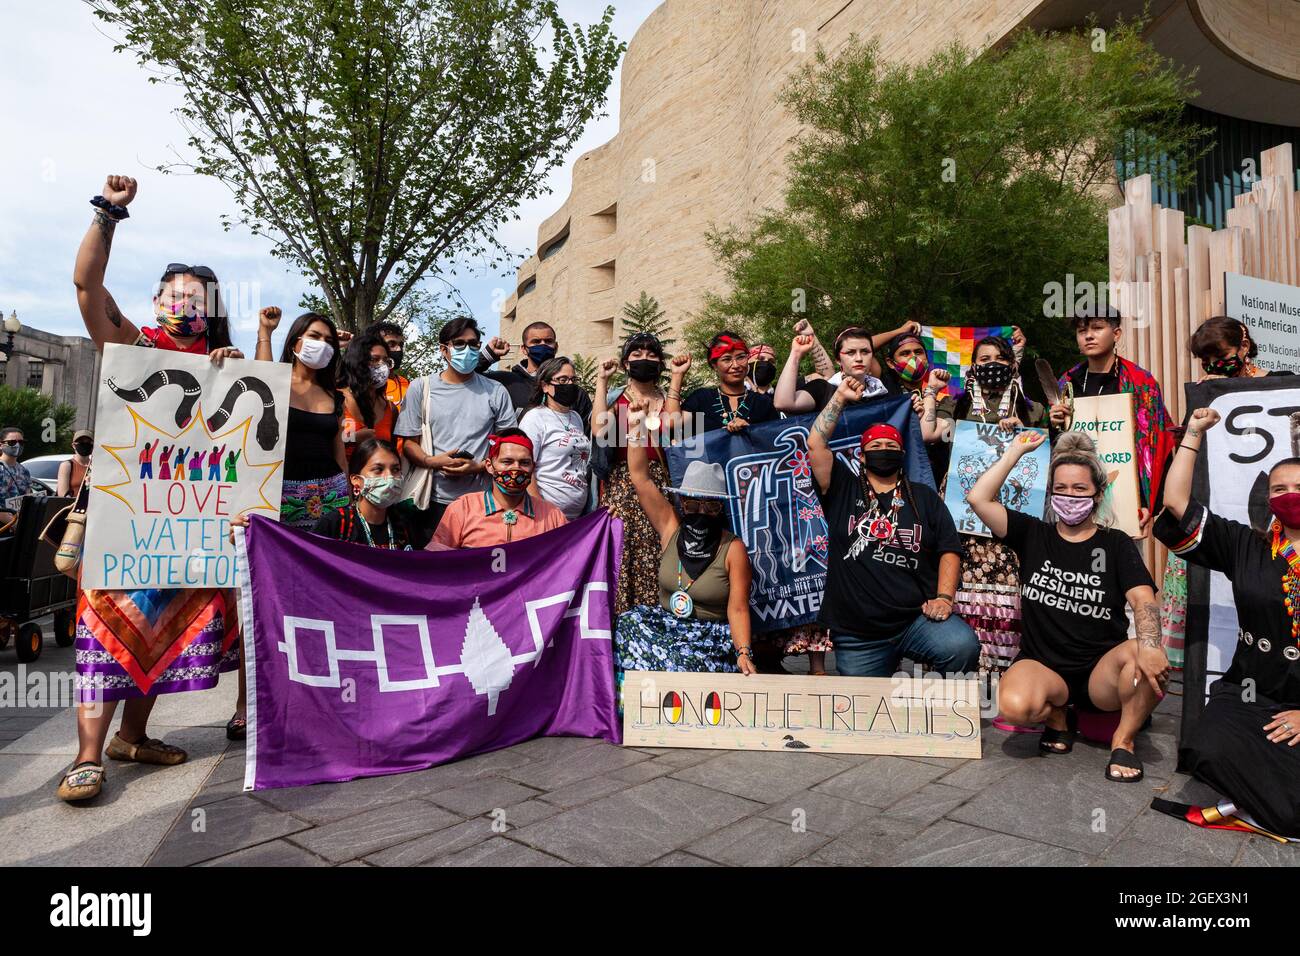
left=1154, top=408, right=1300, bottom=838
left=613, top=401, right=757, bottom=675
left=968, top=432, right=1167, bottom=782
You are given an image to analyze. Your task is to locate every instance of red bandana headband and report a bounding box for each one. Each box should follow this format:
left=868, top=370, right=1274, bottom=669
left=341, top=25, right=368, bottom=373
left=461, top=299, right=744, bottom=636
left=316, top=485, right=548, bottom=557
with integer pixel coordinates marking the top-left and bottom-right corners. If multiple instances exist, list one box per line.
left=487, top=433, right=534, bottom=459
left=861, top=423, right=903, bottom=448
left=709, top=335, right=748, bottom=362
left=747, top=344, right=775, bottom=362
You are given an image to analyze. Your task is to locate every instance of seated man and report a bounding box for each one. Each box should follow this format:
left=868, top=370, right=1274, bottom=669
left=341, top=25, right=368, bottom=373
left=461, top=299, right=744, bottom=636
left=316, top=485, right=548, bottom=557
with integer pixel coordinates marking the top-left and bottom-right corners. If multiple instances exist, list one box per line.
left=428, top=429, right=566, bottom=550
left=806, top=377, right=979, bottom=678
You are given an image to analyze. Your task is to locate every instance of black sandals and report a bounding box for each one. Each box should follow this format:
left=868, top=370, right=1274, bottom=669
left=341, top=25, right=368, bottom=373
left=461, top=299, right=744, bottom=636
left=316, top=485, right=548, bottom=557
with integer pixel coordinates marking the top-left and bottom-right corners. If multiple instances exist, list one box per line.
left=1106, top=748, right=1145, bottom=783
left=1038, top=708, right=1077, bottom=755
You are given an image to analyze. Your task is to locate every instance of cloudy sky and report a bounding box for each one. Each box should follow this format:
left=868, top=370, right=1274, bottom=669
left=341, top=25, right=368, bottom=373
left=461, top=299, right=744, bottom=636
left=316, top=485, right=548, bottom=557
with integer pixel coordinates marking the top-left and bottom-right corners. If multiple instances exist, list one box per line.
left=0, top=0, right=660, bottom=355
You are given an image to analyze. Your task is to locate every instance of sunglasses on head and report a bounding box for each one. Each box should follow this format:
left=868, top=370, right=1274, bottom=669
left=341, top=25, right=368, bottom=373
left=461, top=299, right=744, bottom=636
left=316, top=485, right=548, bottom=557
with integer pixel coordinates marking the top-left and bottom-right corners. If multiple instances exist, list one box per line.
left=162, top=263, right=218, bottom=282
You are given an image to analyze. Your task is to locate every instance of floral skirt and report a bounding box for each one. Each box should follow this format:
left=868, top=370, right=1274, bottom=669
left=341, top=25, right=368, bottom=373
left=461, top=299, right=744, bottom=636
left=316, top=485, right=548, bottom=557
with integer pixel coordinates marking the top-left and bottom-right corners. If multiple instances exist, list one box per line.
left=603, top=461, right=669, bottom=615
left=1160, top=554, right=1187, bottom=670
left=955, top=535, right=1022, bottom=675
left=756, top=622, right=833, bottom=656
left=614, top=604, right=739, bottom=674
left=280, top=472, right=350, bottom=529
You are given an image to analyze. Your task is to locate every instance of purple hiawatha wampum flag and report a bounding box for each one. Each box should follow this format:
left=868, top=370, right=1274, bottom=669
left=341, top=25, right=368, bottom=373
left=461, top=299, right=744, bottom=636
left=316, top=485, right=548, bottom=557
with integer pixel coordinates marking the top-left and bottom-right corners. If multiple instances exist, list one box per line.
left=236, top=509, right=623, bottom=790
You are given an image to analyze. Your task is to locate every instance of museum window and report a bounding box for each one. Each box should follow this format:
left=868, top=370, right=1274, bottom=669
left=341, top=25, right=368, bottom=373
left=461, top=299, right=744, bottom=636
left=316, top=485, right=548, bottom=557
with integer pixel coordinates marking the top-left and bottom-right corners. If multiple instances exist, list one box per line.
left=519, top=277, right=537, bottom=297
left=26, top=359, right=45, bottom=391
left=540, top=222, right=570, bottom=260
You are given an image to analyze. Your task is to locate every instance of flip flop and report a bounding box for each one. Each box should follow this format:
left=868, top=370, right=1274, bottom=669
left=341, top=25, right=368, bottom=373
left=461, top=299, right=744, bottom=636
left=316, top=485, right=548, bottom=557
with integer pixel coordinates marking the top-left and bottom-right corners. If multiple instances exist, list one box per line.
left=1038, top=708, right=1077, bottom=755
left=1106, top=747, right=1144, bottom=783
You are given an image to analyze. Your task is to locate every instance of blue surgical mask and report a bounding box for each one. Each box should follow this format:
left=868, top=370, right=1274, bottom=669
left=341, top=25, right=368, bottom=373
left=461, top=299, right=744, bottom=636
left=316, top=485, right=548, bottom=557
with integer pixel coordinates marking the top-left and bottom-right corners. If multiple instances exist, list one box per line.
left=449, top=344, right=480, bottom=374
left=527, top=344, right=556, bottom=367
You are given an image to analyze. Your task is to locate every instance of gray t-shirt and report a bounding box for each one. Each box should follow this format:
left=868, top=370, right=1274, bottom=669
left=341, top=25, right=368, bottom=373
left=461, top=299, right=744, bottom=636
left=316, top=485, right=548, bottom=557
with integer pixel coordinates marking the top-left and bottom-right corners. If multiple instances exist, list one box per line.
left=395, top=372, right=518, bottom=504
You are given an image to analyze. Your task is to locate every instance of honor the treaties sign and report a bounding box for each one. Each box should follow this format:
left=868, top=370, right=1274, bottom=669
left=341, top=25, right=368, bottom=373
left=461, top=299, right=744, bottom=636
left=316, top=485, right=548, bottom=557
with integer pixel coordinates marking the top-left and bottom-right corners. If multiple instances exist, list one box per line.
left=621, top=672, right=982, bottom=758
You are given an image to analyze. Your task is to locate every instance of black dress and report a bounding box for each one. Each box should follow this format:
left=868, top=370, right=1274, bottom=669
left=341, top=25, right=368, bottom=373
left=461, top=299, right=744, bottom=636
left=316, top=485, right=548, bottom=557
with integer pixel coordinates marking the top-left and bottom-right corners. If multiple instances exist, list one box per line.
left=1155, top=498, right=1300, bottom=837
left=680, top=387, right=780, bottom=433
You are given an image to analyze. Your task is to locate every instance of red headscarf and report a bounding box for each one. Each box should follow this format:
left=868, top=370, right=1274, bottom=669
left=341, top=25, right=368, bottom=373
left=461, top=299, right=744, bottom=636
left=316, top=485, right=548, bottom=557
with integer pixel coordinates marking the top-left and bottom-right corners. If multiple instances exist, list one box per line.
left=486, top=433, right=534, bottom=459
left=709, top=334, right=748, bottom=362
left=860, top=423, right=902, bottom=449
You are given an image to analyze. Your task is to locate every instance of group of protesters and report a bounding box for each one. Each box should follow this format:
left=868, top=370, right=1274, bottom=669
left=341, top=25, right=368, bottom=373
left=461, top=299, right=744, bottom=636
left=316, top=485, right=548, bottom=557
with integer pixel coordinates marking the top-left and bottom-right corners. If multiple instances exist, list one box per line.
left=0, top=174, right=1288, bottom=841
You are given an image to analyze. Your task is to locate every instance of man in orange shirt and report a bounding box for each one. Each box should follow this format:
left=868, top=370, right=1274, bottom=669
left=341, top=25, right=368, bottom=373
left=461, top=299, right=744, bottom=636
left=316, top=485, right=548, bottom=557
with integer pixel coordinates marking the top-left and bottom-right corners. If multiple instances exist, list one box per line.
left=428, top=429, right=566, bottom=550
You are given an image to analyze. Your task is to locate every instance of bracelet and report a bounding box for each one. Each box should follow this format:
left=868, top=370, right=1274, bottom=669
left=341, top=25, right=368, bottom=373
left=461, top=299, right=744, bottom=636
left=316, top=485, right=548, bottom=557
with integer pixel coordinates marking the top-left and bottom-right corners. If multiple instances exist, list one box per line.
left=90, top=195, right=130, bottom=221
left=935, top=593, right=954, bottom=603
left=1179, top=443, right=1200, bottom=452
left=735, top=647, right=754, bottom=659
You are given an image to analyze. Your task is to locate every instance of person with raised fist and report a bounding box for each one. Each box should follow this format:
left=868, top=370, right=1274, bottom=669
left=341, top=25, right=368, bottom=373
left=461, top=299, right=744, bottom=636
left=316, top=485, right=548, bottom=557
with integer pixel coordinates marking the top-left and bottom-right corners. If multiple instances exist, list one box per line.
left=59, top=175, right=246, bottom=803
left=476, top=322, right=593, bottom=429
left=1153, top=407, right=1300, bottom=837
left=774, top=325, right=895, bottom=416
left=667, top=331, right=780, bottom=435
left=807, top=376, right=977, bottom=679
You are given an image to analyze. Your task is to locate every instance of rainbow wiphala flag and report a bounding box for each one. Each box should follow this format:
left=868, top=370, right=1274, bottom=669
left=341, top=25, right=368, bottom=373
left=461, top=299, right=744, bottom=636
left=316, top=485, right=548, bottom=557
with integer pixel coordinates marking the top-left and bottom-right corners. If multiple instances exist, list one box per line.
left=919, top=325, right=1016, bottom=395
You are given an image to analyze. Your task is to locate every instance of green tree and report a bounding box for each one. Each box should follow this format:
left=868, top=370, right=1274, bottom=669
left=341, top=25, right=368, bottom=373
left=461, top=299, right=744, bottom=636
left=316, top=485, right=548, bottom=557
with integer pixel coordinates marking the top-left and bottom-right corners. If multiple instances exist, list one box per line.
left=89, top=0, right=625, bottom=333
left=703, top=18, right=1207, bottom=377
left=0, top=387, right=77, bottom=458
left=578, top=291, right=710, bottom=394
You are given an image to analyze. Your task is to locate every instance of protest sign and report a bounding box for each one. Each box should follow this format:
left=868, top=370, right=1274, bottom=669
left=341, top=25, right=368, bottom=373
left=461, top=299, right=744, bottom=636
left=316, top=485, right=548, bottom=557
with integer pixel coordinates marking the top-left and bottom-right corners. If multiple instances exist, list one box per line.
left=943, top=421, right=1049, bottom=537
left=236, top=509, right=622, bottom=790
left=622, top=671, right=981, bottom=758
left=1181, top=376, right=1300, bottom=738
left=920, top=324, right=1016, bottom=396
left=83, top=344, right=290, bottom=590
left=1070, top=393, right=1141, bottom=537
left=665, top=396, right=932, bottom=633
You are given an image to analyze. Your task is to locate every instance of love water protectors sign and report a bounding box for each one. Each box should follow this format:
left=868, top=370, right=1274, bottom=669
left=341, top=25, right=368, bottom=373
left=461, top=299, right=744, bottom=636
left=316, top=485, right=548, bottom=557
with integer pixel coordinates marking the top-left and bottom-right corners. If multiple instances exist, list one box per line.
left=82, top=344, right=291, bottom=590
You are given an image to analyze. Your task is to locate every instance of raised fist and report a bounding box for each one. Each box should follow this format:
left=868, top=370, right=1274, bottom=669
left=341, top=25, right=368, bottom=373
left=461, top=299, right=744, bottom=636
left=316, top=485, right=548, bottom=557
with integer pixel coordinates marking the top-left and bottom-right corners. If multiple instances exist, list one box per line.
left=670, top=353, right=692, bottom=375
left=836, top=376, right=866, bottom=404
left=486, top=336, right=510, bottom=359
left=927, top=368, right=951, bottom=388
left=597, top=358, right=618, bottom=381
left=259, top=307, right=282, bottom=333
left=1187, top=408, right=1221, bottom=435
left=793, top=318, right=813, bottom=335
left=791, top=334, right=814, bottom=357
left=102, top=175, right=137, bottom=207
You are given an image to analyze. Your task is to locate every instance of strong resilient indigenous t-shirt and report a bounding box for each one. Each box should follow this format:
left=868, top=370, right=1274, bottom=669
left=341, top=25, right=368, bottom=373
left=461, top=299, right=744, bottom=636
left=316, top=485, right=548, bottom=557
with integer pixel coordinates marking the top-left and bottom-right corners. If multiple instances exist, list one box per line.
left=816, top=456, right=961, bottom=639
left=1000, top=509, right=1154, bottom=675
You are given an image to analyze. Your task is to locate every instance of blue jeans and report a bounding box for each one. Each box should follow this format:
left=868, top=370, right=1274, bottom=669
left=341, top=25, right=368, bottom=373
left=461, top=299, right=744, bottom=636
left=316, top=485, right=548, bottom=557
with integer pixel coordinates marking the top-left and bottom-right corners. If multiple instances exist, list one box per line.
left=832, top=613, right=980, bottom=678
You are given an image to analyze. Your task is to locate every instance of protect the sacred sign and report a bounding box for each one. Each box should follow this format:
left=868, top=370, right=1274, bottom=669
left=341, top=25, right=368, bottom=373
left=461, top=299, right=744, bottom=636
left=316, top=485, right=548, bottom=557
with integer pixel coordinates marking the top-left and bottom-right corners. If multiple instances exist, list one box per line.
left=1070, top=393, right=1141, bottom=537
left=82, top=344, right=290, bottom=590
left=622, top=671, right=981, bottom=758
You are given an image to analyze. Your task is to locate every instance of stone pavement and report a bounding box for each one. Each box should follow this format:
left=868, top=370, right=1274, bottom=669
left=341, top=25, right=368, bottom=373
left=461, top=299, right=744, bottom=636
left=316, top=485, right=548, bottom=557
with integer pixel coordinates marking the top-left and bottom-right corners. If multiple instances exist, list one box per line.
left=1, top=641, right=1297, bottom=866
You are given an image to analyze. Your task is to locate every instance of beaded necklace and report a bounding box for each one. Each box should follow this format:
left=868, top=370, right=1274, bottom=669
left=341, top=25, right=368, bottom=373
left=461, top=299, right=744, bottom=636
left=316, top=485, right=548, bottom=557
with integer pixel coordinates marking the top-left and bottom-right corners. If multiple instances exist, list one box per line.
left=1270, top=520, right=1300, bottom=645
left=857, top=471, right=904, bottom=544
left=353, top=503, right=398, bottom=550
left=714, top=388, right=750, bottom=425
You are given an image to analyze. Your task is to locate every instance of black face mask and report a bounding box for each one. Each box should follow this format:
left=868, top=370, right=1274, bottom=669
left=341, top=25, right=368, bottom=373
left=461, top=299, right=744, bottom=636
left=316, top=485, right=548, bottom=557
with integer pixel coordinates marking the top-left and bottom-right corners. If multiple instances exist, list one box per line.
left=74, top=443, right=94, bottom=457
left=388, top=349, right=403, bottom=372
left=863, top=449, right=905, bottom=477
left=627, top=359, right=662, bottom=383
left=751, top=361, right=776, bottom=387
left=678, top=510, right=725, bottom=579
left=971, top=361, right=1013, bottom=390
left=550, top=382, right=582, bottom=408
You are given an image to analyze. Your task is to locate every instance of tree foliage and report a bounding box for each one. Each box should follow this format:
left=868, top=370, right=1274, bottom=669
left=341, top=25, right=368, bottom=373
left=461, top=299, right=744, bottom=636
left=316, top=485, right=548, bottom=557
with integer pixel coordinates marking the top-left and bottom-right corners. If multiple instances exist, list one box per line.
left=703, top=18, right=1207, bottom=375
left=89, top=0, right=625, bottom=332
left=0, top=387, right=78, bottom=458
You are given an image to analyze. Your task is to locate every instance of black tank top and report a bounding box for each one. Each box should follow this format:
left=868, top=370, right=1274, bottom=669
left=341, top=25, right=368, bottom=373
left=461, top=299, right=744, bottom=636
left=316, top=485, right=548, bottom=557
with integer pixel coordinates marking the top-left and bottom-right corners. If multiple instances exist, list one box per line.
left=284, top=406, right=343, bottom=480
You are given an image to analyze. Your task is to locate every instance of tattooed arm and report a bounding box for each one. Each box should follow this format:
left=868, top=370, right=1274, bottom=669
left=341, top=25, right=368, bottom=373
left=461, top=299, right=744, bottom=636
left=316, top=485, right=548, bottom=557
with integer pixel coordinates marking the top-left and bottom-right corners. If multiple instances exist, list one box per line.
left=807, top=377, right=864, bottom=494
left=73, top=175, right=141, bottom=349
left=793, top=319, right=836, bottom=379
left=1129, top=590, right=1169, bottom=695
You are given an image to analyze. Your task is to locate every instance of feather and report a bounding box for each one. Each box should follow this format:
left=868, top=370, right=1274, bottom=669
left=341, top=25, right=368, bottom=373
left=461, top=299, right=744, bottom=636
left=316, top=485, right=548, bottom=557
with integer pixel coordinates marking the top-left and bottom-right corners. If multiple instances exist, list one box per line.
left=1290, top=411, right=1300, bottom=459
left=1035, top=358, right=1061, bottom=406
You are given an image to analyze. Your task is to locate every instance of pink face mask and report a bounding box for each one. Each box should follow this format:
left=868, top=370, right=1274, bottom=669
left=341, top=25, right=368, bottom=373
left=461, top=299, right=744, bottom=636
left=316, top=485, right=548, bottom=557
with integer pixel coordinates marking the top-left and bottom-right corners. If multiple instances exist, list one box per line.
left=1051, top=493, right=1095, bottom=526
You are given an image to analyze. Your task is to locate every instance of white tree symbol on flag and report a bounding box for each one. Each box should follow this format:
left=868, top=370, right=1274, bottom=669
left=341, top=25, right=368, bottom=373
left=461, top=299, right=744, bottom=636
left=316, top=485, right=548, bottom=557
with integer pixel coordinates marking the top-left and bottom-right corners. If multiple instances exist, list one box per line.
left=459, top=596, right=515, bottom=715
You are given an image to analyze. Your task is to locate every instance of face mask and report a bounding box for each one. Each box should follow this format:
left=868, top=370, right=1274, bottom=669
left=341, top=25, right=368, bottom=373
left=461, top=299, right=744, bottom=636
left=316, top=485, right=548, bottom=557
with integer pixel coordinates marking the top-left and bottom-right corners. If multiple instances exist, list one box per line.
left=1051, top=493, right=1095, bottom=526
left=358, top=475, right=403, bottom=508
left=971, top=361, right=1013, bottom=390
left=156, top=300, right=208, bottom=337
left=1269, top=492, right=1300, bottom=529
left=892, top=354, right=928, bottom=384
left=1202, top=354, right=1244, bottom=377
left=751, top=361, right=777, bottom=387
left=550, top=382, right=582, bottom=407
left=388, top=348, right=403, bottom=372
left=527, top=344, right=557, bottom=367
left=627, top=359, right=661, bottom=383
left=678, top=510, right=725, bottom=573
left=862, top=448, right=904, bottom=477
left=0, top=442, right=21, bottom=457
left=370, top=364, right=391, bottom=387
left=74, top=442, right=94, bottom=457
left=492, top=469, right=530, bottom=496
left=296, top=338, right=335, bottom=370
left=449, top=344, right=480, bottom=375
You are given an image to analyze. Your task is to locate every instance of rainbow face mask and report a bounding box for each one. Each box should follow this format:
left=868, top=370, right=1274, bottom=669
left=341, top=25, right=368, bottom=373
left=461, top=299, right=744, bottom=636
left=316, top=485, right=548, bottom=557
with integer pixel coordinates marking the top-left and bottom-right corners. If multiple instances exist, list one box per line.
left=156, top=299, right=208, bottom=337
left=892, top=353, right=928, bottom=384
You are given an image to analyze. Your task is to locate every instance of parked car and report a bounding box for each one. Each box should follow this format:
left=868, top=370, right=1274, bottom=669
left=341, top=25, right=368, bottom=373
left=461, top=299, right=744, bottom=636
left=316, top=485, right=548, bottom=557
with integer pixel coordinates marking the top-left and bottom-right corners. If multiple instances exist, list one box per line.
left=19, top=454, right=70, bottom=495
